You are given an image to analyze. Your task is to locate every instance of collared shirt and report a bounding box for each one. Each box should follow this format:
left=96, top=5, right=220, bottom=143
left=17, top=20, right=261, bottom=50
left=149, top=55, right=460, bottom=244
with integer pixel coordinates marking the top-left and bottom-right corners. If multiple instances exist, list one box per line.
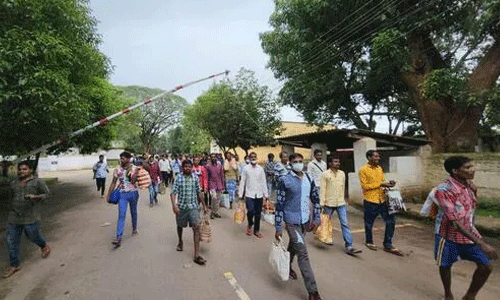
left=359, top=164, right=385, bottom=203
left=159, top=159, right=171, bottom=172
left=238, top=164, right=268, bottom=199
left=8, top=176, right=50, bottom=224
left=93, top=161, right=108, bottom=178
left=114, top=165, right=139, bottom=192
left=274, top=162, right=290, bottom=178
left=171, top=173, right=200, bottom=210
left=434, top=177, right=481, bottom=244
left=192, top=165, right=208, bottom=191
left=145, top=162, right=161, bottom=184
left=307, top=159, right=327, bottom=187
left=320, top=169, right=346, bottom=207
left=205, top=161, right=225, bottom=191
left=172, top=160, right=181, bottom=175
left=264, top=160, right=276, bottom=178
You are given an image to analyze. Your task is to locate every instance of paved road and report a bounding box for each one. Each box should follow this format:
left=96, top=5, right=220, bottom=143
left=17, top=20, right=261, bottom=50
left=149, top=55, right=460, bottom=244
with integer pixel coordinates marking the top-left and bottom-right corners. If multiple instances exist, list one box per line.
left=1, top=170, right=500, bottom=300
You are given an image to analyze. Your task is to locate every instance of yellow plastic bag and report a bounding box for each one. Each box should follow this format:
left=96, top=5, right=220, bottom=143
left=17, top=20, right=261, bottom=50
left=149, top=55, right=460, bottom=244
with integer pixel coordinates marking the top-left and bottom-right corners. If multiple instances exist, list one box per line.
left=233, top=202, right=246, bottom=224
left=314, top=214, right=333, bottom=245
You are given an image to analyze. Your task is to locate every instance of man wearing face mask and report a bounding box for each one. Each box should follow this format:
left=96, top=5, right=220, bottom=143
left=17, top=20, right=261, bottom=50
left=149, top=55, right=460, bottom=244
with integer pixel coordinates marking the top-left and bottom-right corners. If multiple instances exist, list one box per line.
left=238, top=152, right=268, bottom=238
left=275, top=153, right=322, bottom=300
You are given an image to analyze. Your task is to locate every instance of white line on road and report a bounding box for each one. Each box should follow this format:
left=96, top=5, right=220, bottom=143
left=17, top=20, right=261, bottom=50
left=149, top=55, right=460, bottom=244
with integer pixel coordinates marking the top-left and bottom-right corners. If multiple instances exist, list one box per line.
left=224, top=272, right=251, bottom=300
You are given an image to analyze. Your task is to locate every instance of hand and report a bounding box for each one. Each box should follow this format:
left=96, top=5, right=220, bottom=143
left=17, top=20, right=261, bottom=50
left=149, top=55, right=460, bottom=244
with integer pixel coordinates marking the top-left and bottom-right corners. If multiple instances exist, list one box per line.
left=203, top=206, right=209, bottom=215
left=173, top=205, right=180, bottom=216
left=275, top=231, right=282, bottom=241
left=480, top=242, right=499, bottom=260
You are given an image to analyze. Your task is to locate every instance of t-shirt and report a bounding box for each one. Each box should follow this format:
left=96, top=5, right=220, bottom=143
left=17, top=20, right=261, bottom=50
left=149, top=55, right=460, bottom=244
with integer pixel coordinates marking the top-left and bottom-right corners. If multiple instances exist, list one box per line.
left=113, top=165, right=139, bottom=192
left=93, top=161, right=108, bottom=178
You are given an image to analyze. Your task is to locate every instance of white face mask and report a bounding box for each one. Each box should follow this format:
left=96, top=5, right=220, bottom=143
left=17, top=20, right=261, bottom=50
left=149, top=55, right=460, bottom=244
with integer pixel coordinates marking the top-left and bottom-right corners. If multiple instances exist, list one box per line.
left=292, top=162, right=304, bottom=172
left=245, top=159, right=250, bottom=164
left=250, top=159, right=258, bottom=165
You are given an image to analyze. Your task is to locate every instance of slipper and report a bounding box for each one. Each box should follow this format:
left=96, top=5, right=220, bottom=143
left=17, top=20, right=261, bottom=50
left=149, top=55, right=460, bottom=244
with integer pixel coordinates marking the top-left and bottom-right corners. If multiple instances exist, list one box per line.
left=41, top=245, right=51, bottom=258
left=2, top=267, right=21, bottom=278
left=193, top=256, right=206, bottom=265
left=289, top=269, right=298, bottom=280
left=132, top=230, right=139, bottom=236
left=176, top=244, right=183, bottom=251
left=111, top=239, right=121, bottom=248
left=384, top=247, right=404, bottom=256
left=365, top=243, right=377, bottom=251
left=254, top=232, right=263, bottom=238
left=246, top=226, right=252, bottom=236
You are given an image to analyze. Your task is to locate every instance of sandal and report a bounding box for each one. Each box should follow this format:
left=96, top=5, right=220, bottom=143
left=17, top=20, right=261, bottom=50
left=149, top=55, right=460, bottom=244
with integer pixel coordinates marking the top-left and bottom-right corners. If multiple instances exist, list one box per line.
left=193, top=256, right=206, bottom=265
left=176, top=244, right=183, bottom=251
left=254, top=232, right=263, bottom=238
left=384, top=246, right=404, bottom=256
left=132, top=230, right=139, bottom=236
left=41, top=245, right=51, bottom=258
left=289, top=268, right=298, bottom=280
left=2, top=266, right=21, bottom=278
left=365, top=243, right=377, bottom=251
left=246, top=226, right=252, bottom=236
left=111, top=239, right=121, bottom=248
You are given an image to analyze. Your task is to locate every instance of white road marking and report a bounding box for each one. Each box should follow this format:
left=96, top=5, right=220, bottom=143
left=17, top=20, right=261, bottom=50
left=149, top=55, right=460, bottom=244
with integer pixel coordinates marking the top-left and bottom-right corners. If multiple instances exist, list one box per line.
left=224, top=272, right=251, bottom=300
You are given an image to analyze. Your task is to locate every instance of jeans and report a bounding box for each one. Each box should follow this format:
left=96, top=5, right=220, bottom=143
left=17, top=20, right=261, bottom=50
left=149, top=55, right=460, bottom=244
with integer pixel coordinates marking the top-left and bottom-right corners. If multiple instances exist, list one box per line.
left=95, top=178, right=106, bottom=196
left=148, top=183, right=159, bottom=204
left=225, top=179, right=238, bottom=203
left=286, top=223, right=318, bottom=294
left=246, top=197, right=263, bottom=232
left=7, top=222, right=47, bottom=267
left=323, top=205, right=353, bottom=248
left=363, top=200, right=395, bottom=248
left=116, top=191, right=139, bottom=240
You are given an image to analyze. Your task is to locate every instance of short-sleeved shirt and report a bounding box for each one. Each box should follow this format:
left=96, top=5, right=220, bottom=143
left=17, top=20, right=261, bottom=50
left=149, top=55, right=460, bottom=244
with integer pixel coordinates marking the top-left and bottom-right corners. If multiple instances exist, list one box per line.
left=8, top=176, right=50, bottom=224
left=93, top=161, right=108, bottom=178
left=171, top=173, right=200, bottom=210
left=434, top=177, right=481, bottom=244
left=113, top=165, right=139, bottom=192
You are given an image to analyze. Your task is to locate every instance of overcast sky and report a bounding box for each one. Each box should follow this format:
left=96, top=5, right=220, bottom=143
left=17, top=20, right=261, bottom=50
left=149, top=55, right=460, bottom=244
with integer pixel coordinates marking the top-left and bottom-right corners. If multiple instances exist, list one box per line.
left=88, top=0, right=303, bottom=121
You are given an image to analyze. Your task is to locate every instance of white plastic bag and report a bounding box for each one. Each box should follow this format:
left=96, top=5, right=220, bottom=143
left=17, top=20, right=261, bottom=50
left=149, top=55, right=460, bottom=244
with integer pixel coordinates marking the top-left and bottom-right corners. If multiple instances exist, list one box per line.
left=420, top=188, right=439, bottom=218
left=268, top=238, right=290, bottom=281
left=386, top=189, right=406, bottom=215
left=221, top=192, right=230, bottom=208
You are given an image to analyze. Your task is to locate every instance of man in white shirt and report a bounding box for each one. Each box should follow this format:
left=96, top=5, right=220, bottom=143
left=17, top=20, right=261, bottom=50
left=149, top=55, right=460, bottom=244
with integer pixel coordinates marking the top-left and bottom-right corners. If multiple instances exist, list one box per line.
left=159, top=154, right=172, bottom=187
left=238, top=152, right=268, bottom=238
left=307, top=149, right=327, bottom=190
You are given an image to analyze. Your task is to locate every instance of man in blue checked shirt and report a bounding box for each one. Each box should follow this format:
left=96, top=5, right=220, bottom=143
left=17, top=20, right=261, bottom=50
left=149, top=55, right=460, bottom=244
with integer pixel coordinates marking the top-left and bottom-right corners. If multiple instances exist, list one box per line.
left=275, top=153, right=322, bottom=300
left=170, top=160, right=209, bottom=266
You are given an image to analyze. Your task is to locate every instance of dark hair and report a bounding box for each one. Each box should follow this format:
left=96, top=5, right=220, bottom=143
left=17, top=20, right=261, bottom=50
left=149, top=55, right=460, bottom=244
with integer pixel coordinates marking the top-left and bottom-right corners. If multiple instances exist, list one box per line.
left=99, top=155, right=104, bottom=159
left=249, top=151, right=257, bottom=156
left=182, top=159, right=193, bottom=167
left=18, top=160, right=33, bottom=170
left=366, top=150, right=378, bottom=159
left=120, top=151, right=132, bottom=159
left=444, top=156, right=472, bottom=175
left=314, top=149, right=322, bottom=155
left=279, top=151, right=288, bottom=159
left=289, top=153, right=303, bottom=162
left=268, top=153, right=275, bottom=159
left=328, top=154, right=340, bottom=164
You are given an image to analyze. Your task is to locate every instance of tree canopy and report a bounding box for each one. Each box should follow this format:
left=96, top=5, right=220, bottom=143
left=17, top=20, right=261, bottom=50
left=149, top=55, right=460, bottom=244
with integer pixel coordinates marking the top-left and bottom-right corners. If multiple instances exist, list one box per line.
left=261, top=0, right=500, bottom=152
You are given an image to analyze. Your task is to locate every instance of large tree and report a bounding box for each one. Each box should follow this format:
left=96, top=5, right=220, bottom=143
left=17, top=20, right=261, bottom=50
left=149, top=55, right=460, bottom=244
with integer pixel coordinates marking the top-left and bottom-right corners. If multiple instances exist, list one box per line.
left=261, top=0, right=500, bottom=152
left=0, top=0, right=117, bottom=157
left=185, top=68, right=281, bottom=155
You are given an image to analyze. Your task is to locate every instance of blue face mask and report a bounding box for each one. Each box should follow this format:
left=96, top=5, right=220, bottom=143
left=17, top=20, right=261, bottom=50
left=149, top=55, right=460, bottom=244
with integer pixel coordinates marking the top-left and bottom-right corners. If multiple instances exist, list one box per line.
left=292, top=162, right=304, bottom=172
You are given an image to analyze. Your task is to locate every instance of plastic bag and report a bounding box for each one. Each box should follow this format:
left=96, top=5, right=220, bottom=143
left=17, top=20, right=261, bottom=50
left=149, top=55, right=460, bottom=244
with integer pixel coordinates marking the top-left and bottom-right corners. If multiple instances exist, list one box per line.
left=386, top=189, right=406, bottom=215
left=233, top=202, right=246, bottom=224
left=159, top=183, right=166, bottom=195
left=200, top=217, right=212, bottom=243
left=314, top=213, right=333, bottom=245
left=420, top=188, right=439, bottom=218
left=269, top=238, right=290, bottom=281
left=221, top=192, right=230, bottom=208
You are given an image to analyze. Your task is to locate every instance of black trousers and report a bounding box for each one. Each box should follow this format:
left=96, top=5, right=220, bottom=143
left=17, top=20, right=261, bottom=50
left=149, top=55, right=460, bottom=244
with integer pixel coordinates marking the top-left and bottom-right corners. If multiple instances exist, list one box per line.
left=246, top=197, right=263, bottom=232
left=95, top=178, right=106, bottom=196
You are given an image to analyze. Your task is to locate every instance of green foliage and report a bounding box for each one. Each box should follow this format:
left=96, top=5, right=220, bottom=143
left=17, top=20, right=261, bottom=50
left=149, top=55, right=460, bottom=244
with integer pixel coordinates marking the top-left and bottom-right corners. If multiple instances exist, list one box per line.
left=0, top=0, right=113, bottom=156
left=421, top=69, right=465, bottom=101
left=185, top=68, right=281, bottom=153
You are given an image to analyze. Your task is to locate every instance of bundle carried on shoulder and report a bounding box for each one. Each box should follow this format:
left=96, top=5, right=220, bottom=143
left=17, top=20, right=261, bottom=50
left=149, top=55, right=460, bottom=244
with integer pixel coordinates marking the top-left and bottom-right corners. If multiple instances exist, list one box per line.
left=137, top=168, right=151, bottom=190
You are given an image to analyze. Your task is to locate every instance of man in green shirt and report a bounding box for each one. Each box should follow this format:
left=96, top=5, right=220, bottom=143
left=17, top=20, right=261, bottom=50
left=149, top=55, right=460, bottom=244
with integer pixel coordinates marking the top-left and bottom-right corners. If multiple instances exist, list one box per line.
left=3, top=161, right=51, bottom=278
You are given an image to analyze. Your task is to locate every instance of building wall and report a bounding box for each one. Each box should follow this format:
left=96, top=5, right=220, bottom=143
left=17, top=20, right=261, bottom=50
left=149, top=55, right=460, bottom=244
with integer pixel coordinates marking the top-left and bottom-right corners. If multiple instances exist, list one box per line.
left=232, top=145, right=311, bottom=164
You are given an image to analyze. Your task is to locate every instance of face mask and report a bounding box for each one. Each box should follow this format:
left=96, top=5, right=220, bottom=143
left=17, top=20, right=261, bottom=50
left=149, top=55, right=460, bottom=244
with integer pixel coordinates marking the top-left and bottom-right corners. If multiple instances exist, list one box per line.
left=245, top=159, right=250, bottom=164
left=292, top=162, right=304, bottom=172
left=251, top=159, right=257, bottom=165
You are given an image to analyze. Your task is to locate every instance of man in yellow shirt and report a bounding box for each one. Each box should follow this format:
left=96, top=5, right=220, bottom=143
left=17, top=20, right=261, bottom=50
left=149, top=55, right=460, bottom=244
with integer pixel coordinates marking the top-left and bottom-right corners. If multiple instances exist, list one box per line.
left=359, top=150, right=402, bottom=256
left=320, top=155, right=362, bottom=255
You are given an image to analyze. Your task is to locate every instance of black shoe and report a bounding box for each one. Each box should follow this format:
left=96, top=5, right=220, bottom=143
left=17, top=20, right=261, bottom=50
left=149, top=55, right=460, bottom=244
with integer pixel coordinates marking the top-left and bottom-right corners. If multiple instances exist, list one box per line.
left=210, top=213, right=215, bottom=219
left=215, top=213, right=222, bottom=218
left=308, top=292, right=322, bottom=300
left=229, top=202, right=233, bottom=209
left=112, top=239, right=121, bottom=248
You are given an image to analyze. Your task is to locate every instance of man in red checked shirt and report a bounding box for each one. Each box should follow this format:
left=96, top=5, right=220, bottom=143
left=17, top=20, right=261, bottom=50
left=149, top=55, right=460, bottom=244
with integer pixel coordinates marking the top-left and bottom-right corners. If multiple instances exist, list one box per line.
left=145, top=155, right=161, bottom=207
left=432, top=156, right=498, bottom=300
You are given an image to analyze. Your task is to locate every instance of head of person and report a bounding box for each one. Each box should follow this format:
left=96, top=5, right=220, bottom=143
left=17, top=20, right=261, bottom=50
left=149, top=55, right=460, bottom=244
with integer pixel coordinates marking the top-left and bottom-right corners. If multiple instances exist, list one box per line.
left=289, top=153, right=304, bottom=173
left=268, top=153, right=275, bottom=162
left=366, top=150, right=380, bottom=166
left=249, top=152, right=258, bottom=165
left=210, top=153, right=217, bottom=163
left=224, top=152, right=232, bottom=161
left=314, top=149, right=323, bottom=162
left=17, top=161, right=33, bottom=179
left=182, top=159, right=193, bottom=175
left=444, top=156, right=474, bottom=181
left=98, top=155, right=104, bottom=162
left=148, top=155, right=154, bottom=163
left=328, top=154, right=341, bottom=170
left=244, top=155, right=250, bottom=164
left=165, top=153, right=169, bottom=159
left=193, top=156, right=201, bottom=166
left=120, top=151, right=133, bottom=167
left=154, top=154, right=159, bottom=161
left=279, top=151, right=288, bottom=164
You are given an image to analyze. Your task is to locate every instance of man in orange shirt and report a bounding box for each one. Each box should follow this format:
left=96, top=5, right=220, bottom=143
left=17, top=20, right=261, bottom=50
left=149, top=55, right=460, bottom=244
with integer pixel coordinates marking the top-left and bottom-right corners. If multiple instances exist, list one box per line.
left=359, top=150, right=402, bottom=256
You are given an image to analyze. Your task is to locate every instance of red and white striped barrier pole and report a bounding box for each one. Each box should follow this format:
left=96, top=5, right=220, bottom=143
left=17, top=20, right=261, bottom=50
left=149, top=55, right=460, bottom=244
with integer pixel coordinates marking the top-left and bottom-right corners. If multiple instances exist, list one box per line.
left=14, top=70, right=229, bottom=163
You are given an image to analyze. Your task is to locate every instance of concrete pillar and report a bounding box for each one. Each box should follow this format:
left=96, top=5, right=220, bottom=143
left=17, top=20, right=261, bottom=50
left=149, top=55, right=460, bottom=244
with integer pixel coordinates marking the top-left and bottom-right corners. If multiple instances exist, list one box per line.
left=281, top=145, right=295, bottom=156
left=353, top=137, right=376, bottom=172
left=310, top=143, right=327, bottom=161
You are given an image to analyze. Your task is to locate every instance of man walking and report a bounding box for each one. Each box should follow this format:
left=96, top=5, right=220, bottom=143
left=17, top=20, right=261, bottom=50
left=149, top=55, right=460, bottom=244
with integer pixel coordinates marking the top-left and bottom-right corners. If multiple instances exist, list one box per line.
left=192, top=156, right=208, bottom=206
left=307, top=149, right=326, bottom=191
left=3, top=161, right=51, bottom=278
left=274, top=151, right=290, bottom=178
left=170, top=160, right=209, bottom=265
left=205, top=153, right=225, bottom=219
left=275, top=153, right=322, bottom=300
left=106, top=151, right=140, bottom=248
left=159, top=154, right=172, bottom=188
left=238, top=152, right=268, bottom=238
left=93, top=155, right=109, bottom=198
left=358, top=150, right=401, bottom=255
left=145, top=155, right=161, bottom=207
left=433, top=156, right=498, bottom=300
left=264, top=153, right=277, bottom=202
left=320, top=155, right=361, bottom=255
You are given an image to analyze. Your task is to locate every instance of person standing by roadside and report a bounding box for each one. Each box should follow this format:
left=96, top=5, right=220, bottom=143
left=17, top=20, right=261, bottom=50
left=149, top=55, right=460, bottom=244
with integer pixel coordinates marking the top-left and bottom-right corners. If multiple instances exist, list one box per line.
left=432, top=156, right=498, bottom=300
left=106, top=151, right=140, bottom=248
left=170, top=160, right=209, bottom=265
left=238, top=152, right=268, bottom=238
left=145, top=155, right=161, bottom=207
left=275, top=153, right=322, bottom=300
left=359, top=150, right=401, bottom=255
left=2, top=161, right=51, bottom=278
left=320, top=155, right=362, bottom=255
left=159, top=154, right=172, bottom=188
left=93, top=155, right=109, bottom=198
left=205, top=153, right=225, bottom=219
left=307, top=149, right=326, bottom=192
left=264, top=153, right=277, bottom=203
left=224, top=152, right=239, bottom=209
left=274, top=151, right=291, bottom=178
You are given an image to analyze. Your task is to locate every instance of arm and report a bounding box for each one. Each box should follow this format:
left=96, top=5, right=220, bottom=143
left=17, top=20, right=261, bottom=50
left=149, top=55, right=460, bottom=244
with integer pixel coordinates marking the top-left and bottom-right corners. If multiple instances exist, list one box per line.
left=238, top=167, right=246, bottom=199
left=261, top=168, right=268, bottom=199
left=453, top=221, right=498, bottom=259
left=28, top=179, right=50, bottom=202
left=201, top=167, right=208, bottom=192
left=319, top=172, right=327, bottom=206
left=310, top=180, right=321, bottom=226
left=170, top=178, right=180, bottom=215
